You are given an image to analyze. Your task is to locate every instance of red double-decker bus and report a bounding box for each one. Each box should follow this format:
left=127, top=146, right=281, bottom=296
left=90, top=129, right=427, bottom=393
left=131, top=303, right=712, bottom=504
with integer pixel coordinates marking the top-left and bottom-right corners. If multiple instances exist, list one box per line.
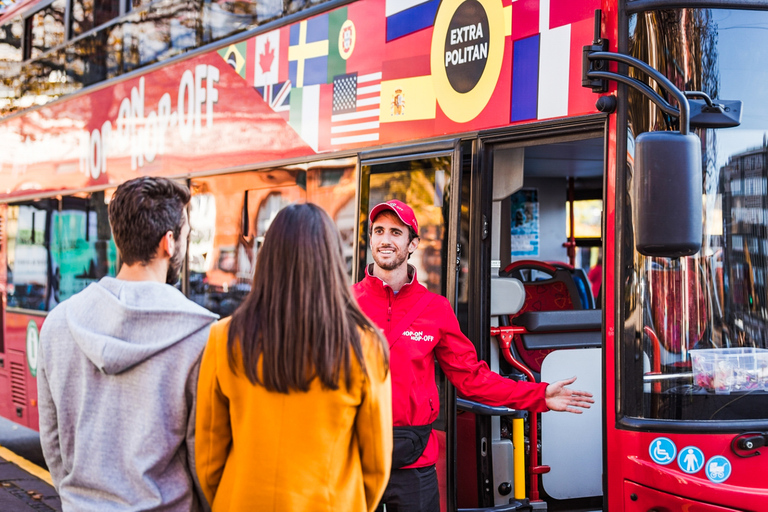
left=0, top=0, right=766, bottom=509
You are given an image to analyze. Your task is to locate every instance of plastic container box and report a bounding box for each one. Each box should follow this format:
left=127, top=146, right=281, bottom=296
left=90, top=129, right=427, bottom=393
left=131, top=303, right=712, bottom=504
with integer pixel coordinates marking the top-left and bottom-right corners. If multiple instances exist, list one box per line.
left=690, top=347, right=768, bottom=394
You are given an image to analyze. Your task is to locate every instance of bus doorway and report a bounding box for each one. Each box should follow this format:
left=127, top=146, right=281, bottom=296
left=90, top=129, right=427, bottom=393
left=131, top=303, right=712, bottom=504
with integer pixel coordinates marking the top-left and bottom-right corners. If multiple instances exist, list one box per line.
left=357, top=142, right=462, bottom=512
left=458, top=125, right=606, bottom=511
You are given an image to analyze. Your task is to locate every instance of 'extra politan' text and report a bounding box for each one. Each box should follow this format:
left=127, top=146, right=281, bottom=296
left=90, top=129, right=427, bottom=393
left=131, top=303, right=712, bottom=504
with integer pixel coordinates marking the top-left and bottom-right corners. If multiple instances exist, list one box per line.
left=80, top=64, right=220, bottom=179
left=445, top=23, right=487, bottom=67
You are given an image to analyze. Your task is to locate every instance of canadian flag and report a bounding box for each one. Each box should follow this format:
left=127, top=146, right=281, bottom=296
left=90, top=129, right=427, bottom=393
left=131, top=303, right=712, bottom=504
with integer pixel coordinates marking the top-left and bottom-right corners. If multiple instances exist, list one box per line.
left=254, top=30, right=280, bottom=87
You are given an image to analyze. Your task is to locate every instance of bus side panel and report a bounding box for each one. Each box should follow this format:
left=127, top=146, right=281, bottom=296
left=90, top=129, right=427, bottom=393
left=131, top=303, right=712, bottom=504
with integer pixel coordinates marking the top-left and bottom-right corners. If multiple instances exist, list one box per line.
left=4, top=312, right=42, bottom=430
left=0, top=372, right=9, bottom=424
left=0, top=205, right=9, bottom=423
left=617, top=430, right=768, bottom=508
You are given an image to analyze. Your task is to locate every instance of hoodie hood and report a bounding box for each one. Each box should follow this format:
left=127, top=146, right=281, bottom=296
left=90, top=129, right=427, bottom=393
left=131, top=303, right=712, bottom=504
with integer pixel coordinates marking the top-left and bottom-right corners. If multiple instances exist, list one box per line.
left=65, top=277, right=218, bottom=375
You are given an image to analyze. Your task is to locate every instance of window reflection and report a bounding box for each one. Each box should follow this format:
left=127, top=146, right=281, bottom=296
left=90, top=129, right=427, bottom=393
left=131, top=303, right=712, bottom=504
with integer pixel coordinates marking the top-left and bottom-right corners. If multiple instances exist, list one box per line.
left=189, top=160, right=356, bottom=317
left=1, top=0, right=335, bottom=117
left=25, top=0, right=66, bottom=60
left=362, top=157, right=450, bottom=295
left=5, top=192, right=117, bottom=312
left=0, top=17, right=22, bottom=113
left=71, top=0, right=121, bottom=38
left=49, top=192, right=117, bottom=306
left=7, top=203, right=49, bottom=311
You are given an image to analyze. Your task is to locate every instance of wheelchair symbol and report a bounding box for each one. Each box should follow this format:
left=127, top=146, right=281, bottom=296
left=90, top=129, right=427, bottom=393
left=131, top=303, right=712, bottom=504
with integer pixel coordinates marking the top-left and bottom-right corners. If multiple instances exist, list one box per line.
left=649, top=437, right=676, bottom=465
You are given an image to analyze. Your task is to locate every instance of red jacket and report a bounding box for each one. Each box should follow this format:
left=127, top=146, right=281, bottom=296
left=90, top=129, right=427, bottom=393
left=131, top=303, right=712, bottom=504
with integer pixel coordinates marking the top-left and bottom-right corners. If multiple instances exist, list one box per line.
left=352, top=266, right=549, bottom=468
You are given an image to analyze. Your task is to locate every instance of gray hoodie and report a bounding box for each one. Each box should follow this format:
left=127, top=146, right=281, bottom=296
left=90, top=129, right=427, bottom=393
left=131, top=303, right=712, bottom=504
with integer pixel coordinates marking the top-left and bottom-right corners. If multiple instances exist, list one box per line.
left=37, top=277, right=218, bottom=512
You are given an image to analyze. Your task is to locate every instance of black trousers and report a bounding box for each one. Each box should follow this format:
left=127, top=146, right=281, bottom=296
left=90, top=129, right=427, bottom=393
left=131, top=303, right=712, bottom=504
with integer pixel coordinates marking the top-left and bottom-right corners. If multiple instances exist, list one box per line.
left=376, top=465, right=440, bottom=512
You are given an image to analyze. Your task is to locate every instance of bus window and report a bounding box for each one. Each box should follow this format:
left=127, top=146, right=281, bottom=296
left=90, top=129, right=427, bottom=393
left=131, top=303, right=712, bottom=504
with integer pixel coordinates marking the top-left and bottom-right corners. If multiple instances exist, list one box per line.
left=188, top=159, right=356, bottom=317
left=49, top=192, right=118, bottom=308
left=566, top=194, right=603, bottom=299
left=70, top=0, right=121, bottom=38
left=188, top=170, right=305, bottom=317
left=24, top=0, right=66, bottom=60
left=361, top=156, right=450, bottom=294
left=624, top=7, right=768, bottom=423
left=0, top=17, right=22, bottom=86
left=6, top=203, right=49, bottom=311
left=204, top=0, right=278, bottom=41
left=305, top=165, right=357, bottom=275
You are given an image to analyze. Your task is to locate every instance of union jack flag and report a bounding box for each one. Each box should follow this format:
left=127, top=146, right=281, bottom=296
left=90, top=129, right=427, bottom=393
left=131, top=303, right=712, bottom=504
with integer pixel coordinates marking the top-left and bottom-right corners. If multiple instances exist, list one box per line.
left=255, top=80, right=291, bottom=113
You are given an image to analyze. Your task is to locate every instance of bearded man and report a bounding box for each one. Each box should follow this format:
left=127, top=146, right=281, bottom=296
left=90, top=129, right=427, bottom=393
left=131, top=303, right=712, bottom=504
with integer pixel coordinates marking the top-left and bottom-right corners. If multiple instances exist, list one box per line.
left=38, top=176, right=218, bottom=512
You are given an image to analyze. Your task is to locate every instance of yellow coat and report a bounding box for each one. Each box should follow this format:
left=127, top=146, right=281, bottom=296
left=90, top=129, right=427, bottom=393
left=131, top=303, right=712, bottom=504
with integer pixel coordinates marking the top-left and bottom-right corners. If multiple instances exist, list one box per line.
left=195, top=318, right=392, bottom=512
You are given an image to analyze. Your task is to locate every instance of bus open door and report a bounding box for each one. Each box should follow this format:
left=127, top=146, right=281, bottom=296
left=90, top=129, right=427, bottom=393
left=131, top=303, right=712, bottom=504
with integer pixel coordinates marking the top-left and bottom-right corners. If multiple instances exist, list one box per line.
left=454, top=123, right=606, bottom=511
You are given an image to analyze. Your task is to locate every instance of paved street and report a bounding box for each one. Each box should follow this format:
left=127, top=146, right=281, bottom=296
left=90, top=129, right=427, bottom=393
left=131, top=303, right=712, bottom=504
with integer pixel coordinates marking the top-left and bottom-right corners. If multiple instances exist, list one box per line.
left=0, top=418, right=60, bottom=511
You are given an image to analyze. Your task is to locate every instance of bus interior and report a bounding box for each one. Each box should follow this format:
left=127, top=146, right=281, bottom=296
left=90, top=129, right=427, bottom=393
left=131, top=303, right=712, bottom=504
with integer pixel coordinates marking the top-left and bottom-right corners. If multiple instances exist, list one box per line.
left=457, top=134, right=605, bottom=510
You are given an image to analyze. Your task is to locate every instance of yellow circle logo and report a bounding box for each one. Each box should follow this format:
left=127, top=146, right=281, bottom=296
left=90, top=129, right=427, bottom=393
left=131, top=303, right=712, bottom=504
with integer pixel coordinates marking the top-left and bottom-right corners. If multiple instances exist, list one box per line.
left=339, top=20, right=356, bottom=60
left=431, top=0, right=505, bottom=123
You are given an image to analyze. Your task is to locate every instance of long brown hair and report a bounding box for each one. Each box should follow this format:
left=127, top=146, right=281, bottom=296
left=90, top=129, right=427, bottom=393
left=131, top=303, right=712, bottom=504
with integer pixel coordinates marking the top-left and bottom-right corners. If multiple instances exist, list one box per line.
left=228, top=203, right=387, bottom=392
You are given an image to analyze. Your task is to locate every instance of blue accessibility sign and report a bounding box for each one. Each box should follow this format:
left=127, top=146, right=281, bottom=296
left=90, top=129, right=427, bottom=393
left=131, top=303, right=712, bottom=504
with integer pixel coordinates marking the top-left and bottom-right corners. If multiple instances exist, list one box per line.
left=649, top=437, right=676, bottom=465
left=677, top=446, right=705, bottom=474
left=705, top=456, right=732, bottom=484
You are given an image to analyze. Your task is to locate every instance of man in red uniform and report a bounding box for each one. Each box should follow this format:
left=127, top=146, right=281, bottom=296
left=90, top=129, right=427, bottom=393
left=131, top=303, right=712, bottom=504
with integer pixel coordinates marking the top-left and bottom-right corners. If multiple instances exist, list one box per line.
left=353, top=200, right=594, bottom=512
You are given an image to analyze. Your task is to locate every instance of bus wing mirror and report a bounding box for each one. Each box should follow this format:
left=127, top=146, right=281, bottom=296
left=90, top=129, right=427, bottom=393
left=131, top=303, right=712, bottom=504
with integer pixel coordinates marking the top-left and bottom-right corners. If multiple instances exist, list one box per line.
left=633, top=131, right=702, bottom=258
left=689, top=99, right=742, bottom=129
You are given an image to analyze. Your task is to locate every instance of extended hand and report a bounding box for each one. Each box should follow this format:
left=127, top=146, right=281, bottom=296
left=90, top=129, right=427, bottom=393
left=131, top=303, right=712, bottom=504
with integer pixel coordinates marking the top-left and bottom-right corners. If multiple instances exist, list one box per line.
left=545, top=376, right=594, bottom=414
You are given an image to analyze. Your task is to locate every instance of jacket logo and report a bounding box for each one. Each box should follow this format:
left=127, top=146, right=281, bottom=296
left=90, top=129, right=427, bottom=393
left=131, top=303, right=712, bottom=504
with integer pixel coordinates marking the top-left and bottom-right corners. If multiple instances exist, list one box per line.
left=403, top=330, right=434, bottom=342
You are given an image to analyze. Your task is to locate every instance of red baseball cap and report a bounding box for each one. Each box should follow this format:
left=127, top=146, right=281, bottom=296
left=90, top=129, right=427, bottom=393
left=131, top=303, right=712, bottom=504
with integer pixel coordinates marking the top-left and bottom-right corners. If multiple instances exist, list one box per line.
left=369, top=200, right=419, bottom=234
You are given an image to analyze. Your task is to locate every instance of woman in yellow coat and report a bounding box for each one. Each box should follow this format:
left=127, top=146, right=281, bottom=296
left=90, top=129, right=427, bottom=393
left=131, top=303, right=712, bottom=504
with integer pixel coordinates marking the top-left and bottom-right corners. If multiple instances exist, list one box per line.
left=195, top=203, right=392, bottom=512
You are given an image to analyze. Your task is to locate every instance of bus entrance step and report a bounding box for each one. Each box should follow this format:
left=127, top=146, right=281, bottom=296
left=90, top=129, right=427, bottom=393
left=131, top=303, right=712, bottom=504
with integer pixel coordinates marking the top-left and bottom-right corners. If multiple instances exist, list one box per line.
left=0, top=451, right=60, bottom=511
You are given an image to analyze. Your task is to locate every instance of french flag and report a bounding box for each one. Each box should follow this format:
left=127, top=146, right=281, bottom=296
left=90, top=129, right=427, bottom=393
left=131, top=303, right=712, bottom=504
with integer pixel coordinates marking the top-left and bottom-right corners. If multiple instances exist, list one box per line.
left=510, top=0, right=600, bottom=122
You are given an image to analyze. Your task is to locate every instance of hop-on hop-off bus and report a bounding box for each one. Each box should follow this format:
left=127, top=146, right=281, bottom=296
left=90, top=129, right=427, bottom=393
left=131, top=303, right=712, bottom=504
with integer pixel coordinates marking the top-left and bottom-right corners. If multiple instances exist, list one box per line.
left=0, top=0, right=766, bottom=509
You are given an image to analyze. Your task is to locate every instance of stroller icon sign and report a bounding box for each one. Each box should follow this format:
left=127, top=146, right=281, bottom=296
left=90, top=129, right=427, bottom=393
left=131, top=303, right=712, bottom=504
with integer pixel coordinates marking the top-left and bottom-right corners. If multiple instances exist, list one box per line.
left=706, top=456, right=732, bottom=483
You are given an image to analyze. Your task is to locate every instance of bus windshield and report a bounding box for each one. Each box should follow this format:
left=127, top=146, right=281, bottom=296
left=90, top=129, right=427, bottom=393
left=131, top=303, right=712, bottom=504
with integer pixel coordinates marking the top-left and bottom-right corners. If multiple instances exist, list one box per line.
left=623, top=8, right=768, bottom=423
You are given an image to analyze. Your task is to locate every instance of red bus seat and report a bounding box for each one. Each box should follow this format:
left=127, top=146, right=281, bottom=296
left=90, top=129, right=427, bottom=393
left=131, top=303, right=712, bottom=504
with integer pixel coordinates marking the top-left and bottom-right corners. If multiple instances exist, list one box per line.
left=499, top=260, right=598, bottom=374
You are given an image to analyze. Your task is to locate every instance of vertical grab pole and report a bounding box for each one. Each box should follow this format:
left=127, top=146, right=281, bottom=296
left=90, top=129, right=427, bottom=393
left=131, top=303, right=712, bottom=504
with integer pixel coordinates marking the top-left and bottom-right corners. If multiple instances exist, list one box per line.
left=512, top=416, right=525, bottom=500
left=564, top=177, right=577, bottom=267
left=491, top=326, right=550, bottom=502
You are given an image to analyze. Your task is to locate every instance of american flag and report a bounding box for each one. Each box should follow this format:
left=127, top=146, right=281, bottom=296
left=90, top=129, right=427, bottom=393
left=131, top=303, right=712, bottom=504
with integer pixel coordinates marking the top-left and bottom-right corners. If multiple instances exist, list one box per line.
left=255, top=80, right=291, bottom=113
left=331, top=72, right=381, bottom=146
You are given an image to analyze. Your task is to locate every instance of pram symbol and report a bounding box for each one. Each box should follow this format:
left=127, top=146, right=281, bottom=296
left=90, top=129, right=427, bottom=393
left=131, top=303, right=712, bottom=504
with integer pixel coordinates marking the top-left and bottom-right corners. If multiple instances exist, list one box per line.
left=705, top=456, right=731, bottom=483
